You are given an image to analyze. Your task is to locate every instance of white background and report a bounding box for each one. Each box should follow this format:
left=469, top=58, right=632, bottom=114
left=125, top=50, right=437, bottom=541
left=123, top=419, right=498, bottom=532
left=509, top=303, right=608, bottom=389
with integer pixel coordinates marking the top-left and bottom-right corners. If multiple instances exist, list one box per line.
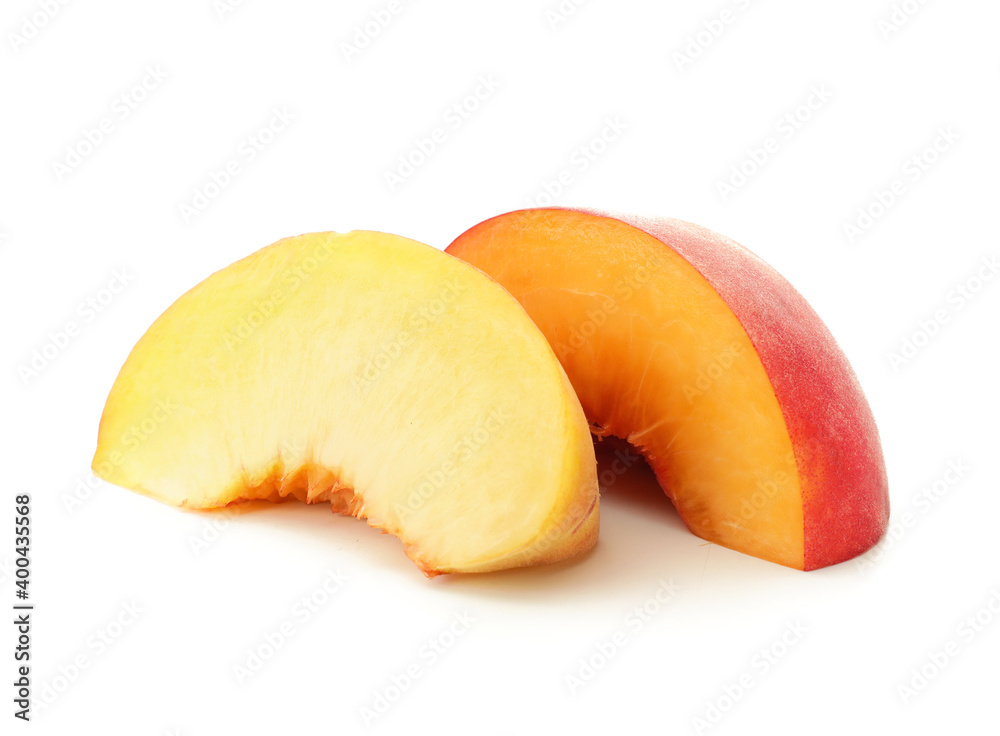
left=3, top=0, right=999, bottom=734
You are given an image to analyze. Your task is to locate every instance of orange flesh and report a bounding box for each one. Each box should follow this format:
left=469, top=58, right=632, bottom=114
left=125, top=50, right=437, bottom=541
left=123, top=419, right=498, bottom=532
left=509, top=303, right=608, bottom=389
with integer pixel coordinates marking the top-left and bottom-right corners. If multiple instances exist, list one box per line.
left=449, top=209, right=805, bottom=569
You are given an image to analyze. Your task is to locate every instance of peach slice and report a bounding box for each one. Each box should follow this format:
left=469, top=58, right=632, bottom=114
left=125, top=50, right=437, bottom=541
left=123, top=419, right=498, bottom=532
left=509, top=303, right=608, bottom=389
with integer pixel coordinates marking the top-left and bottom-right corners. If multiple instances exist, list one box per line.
left=92, top=231, right=598, bottom=575
left=447, top=208, right=889, bottom=570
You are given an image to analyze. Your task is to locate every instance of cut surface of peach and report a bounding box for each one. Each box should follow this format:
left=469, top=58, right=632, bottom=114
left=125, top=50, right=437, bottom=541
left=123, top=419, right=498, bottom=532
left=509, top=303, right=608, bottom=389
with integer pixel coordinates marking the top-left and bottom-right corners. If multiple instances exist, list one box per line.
left=448, top=208, right=889, bottom=570
left=93, top=231, right=598, bottom=575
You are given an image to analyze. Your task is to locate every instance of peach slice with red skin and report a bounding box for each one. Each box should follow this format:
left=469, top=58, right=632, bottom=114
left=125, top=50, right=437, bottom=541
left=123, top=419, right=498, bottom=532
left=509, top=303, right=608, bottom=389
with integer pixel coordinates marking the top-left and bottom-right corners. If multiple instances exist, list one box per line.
left=447, top=208, right=889, bottom=570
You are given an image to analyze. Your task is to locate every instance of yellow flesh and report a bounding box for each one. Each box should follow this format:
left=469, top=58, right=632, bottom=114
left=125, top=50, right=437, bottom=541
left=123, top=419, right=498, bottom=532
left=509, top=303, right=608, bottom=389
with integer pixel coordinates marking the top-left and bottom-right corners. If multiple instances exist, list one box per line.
left=450, top=211, right=804, bottom=568
left=93, top=231, right=598, bottom=574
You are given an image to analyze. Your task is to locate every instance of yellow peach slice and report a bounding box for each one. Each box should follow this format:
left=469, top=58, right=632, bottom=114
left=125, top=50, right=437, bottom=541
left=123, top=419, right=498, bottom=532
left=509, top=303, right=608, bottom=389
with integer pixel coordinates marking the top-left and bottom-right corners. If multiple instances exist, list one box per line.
left=93, top=231, right=598, bottom=575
